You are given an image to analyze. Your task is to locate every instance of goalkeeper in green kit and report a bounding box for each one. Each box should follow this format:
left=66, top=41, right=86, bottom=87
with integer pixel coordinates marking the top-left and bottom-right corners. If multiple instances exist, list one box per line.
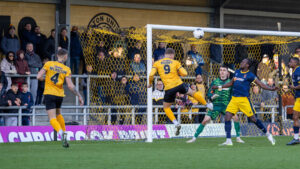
left=187, top=65, right=244, bottom=143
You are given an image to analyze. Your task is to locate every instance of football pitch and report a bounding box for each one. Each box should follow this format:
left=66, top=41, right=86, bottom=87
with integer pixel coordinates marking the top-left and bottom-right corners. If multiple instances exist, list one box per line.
left=0, top=136, right=299, bottom=169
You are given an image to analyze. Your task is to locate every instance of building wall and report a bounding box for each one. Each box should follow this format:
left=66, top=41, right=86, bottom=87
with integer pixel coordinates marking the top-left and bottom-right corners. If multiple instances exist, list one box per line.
left=0, top=2, right=208, bottom=34
left=70, top=5, right=209, bottom=28
left=0, top=1, right=55, bottom=36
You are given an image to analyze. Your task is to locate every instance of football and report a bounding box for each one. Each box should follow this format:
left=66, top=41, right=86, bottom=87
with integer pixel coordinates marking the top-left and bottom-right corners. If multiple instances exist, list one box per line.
left=193, top=28, right=204, bottom=39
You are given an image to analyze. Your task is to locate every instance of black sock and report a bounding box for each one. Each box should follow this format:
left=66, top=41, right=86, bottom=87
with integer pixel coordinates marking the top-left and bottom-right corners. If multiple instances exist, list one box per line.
left=225, top=121, right=232, bottom=138
left=254, top=119, right=267, bottom=133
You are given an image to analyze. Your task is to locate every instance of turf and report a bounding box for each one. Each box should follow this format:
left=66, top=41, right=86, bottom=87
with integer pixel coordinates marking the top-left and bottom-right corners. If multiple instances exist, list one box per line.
left=0, top=136, right=299, bottom=169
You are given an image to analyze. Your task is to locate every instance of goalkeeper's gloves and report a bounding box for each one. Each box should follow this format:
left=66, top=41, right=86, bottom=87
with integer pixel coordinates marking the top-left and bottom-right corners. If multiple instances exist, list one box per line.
left=211, top=94, right=220, bottom=101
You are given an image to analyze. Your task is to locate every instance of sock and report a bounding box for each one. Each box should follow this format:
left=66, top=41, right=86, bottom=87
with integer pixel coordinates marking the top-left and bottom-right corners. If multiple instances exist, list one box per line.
left=225, top=121, right=232, bottom=138
left=172, top=119, right=179, bottom=125
left=293, top=126, right=299, bottom=140
left=194, top=124, right=205, bottom=137
left=234, top=122, right=241, bottom=137
left=226, top=138, right=232, bottom=142
left=50, top=118, right=62, bottom=133
left=254, top=119, right=267, bottom=133
left=164, top=107, right=176, bottom=122
left=56, top=114, right=66, bottom=132
left=192, top=92, right=207, bottom=105
left=58, top=129, right=64, bottom=138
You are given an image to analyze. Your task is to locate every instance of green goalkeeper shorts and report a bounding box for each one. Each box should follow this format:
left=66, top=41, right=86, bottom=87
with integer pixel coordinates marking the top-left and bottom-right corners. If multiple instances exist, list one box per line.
left=207, top=105, right=227, bottom=120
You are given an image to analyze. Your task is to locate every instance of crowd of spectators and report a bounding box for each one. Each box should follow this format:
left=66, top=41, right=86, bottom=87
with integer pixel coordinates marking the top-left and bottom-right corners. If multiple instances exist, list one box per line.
left=0, top=23, right=84, bottom=126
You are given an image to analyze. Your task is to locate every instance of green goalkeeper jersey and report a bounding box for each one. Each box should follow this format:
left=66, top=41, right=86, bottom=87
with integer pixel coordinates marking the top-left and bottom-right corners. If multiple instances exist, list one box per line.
left=207, top=78, right=232, bottom=107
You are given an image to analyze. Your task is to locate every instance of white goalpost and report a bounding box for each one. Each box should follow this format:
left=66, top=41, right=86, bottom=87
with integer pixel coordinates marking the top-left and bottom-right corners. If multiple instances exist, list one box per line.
left=146, top=24, right=300, bottom=143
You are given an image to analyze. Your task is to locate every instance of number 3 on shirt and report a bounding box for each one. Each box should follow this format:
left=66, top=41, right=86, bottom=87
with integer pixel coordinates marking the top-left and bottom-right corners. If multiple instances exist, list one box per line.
left=164, top=65, right=170, bottom=74
left=51, top=73, right=59, bottom=84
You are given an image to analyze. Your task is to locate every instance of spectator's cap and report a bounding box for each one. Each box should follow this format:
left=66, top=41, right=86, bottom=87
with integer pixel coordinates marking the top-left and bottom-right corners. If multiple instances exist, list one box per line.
left=263, top=54, right=269, bottom=58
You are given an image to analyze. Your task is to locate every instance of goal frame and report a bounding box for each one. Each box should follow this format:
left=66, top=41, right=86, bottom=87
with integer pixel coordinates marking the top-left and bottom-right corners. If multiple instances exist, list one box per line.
left=146, top=24, right=300, bottom=143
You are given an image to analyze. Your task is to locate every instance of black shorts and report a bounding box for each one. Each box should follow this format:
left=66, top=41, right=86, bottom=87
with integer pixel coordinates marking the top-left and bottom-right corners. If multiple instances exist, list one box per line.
left=164, top=83, right=189, bottom=103
left=44, top=95, right=64, bottom=110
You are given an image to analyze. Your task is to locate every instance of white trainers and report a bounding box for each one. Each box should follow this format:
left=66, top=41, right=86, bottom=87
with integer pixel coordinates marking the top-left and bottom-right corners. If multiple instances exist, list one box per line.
left=267, top=133, right=276, bottom=146
left=236, top=137, right=245, bottom=143
left=186, top=137, right=196, bottom=143
left=219, top=140, right=233, bottom=146
left=206, top=103, right=213, bottom=110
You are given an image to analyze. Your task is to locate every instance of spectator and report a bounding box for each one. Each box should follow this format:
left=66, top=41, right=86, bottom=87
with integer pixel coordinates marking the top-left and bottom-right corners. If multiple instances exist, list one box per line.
left=25, top=43, right=42, bottom=102
left=59, top=28, right=68, bottom=50
left=128, top=41, right=142, bottom=60
left=36, top=57, right=49, bottom=105
left=153, top=42, right=166, bottom=61
left=34, top=26, right=47, bottom=60
left=152, top=80, right=164, bottom=105
left=293, top=47, right=300, bottom=58
left=130, top=53, right=146, bottom=75
left=5, top=83, right=21, bottom=126
left=257, top=54, right=274, bottom=83
left=187, top=44, right=205, bottom=75
left=125, top=74, right=146, bottom=124
left=195, top=74, right=205, bottom=97
left=96, top=41, right=108, bottom=57
left=114, top=32, right=128, bottom=54
left=260, top=78, right=278, bottom=121
left=1, top=51, right=17, bottom=90
left=1, top=25, right=20, bottom=55
left=117, top=76, right=131, bottom=124
left=105, top=71, right=119, bottom=124
left=94, top=50, right=108, bottom=75
left=269, top=53, right=288, bottom=82
left=20, top=23, right=37, bottom=51
left=14, top=50, right=30, bottom=90
left=0, top=83, right=8, bottom=126
left=43, top=29, right=55, bottom=60
left=250, top=85, right=263, bottom=112
left=108, top=47, right=128, bottom=76
left=70, top=26, right=83, bottom=74
left=0, top=71, right=8, bottom=93
left=282, top=85, right=295, bottom=120
left=20, top=83, right=33, bottom=126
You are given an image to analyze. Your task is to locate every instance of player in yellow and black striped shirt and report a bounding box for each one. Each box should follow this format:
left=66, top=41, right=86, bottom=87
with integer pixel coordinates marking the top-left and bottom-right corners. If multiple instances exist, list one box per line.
left=148, top=48, right=213, bottom=136
left=37, top=49, right=83, bottom=148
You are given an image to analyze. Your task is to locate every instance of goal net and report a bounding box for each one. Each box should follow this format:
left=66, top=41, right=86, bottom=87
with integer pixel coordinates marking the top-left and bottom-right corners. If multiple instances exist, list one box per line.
left=79, top=24, right=300, bottom=142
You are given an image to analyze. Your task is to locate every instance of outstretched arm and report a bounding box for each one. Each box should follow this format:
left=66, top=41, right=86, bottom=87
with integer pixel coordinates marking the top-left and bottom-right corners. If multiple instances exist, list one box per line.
left=212, top=78, right=234, bottom=89
left=66, top=76, right=84, bottom=105
left=254, top=79, right=278, bottom=91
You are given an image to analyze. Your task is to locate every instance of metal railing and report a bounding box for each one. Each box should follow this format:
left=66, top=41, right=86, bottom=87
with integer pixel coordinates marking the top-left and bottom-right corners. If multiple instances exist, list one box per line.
left=0, top=105, right=281, bottom=126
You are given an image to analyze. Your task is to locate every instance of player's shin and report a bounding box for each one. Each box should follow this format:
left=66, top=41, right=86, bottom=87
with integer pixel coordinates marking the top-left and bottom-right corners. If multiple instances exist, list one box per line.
left=293, top=126, right=299, bottom=140
left=194, top=124, right=205, bottom=138
left=164, top=107, right=178, bottom=125
left=254, top=119, right=267, bottom=133
left=225, top=121, right=232, bottom=139
left=50, top=118, right=63, bottom=137
left=234, top=122, right=241, bottom=137
left=56, top=114, right=66, bottom=132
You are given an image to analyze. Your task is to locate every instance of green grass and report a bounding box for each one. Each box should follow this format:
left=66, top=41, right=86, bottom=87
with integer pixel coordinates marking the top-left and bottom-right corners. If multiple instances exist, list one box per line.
left=0, top=136, right=299, bottom=169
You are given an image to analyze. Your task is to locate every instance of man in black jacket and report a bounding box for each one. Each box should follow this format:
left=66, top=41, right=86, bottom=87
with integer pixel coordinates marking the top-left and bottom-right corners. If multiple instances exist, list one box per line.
left=43, top=29, right=55, bottom=60
left=34, top=26, right=47, bottom=60
left=4, top=83, right=21, bottom=126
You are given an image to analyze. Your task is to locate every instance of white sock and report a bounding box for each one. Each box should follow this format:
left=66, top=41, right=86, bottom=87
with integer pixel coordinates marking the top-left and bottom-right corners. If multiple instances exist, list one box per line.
left=172, top=120, right=179, bottom=125
left=226, top=138, right=232, bottom=142
left=294, top=133, right=299, bottom=140
left=58, top=129, right=64, bottom=138
left=193, top=136, right=197, bottom=139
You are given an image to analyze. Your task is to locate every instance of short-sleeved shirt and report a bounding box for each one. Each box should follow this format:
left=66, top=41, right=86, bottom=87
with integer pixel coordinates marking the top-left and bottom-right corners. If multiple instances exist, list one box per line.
left=292, top=66, right=300, bottom=98
left=232, top=69, right=257, bottom=97
left=43, top=61, right=71, bottom=97
left=153, top=58, right=184, bottom=90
